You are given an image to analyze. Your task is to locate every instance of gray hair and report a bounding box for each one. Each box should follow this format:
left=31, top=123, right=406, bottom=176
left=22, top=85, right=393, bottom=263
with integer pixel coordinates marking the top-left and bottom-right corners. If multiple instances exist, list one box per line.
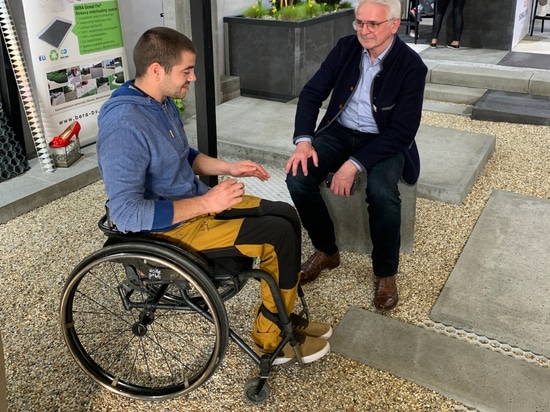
left=355, top=0, right=402, bottom=20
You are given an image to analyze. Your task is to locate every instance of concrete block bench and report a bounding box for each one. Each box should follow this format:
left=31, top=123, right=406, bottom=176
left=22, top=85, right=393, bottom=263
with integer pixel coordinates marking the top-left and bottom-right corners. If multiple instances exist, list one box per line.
left=320, top=174, right=416, bottom=254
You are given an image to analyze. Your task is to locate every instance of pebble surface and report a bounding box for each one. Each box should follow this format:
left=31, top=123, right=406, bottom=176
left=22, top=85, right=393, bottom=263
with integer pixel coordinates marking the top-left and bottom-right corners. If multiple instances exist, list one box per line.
left=0, top=111, right=548, bottom=411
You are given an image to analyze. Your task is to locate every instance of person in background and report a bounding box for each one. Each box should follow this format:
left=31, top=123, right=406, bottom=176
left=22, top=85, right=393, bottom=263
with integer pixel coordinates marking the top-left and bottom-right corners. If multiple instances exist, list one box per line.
left=97, top=27, right=331, bottom=365
left=285, top=0, right=427, bottom=311
left=430, top=0, right=466, bottom=49
left=408, top=0, right=435, bottom=38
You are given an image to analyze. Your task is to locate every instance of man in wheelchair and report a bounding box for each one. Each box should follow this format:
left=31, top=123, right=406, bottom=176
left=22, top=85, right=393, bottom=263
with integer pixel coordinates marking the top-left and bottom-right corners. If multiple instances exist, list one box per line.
left=96, top=27, right=331, bottom=365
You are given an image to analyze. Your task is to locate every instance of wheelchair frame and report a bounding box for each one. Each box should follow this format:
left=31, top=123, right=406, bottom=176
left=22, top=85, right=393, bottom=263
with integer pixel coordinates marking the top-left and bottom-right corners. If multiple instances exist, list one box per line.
left=59, top=215, right=312, bottom=403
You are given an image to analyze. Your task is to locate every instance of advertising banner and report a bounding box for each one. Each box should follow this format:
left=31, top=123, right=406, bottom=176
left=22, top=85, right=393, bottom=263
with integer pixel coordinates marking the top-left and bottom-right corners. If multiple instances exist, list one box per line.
left=17, top=0, right=128, bottom=147
left=513, top=0, right=530, bottom=48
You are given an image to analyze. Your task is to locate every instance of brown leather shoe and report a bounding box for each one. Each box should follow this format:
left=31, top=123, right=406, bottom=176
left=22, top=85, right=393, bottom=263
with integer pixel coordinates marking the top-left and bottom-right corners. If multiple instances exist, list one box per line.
left=300, top=249, right=340, bottom=284
left=374, top=275, right=399, bottom=311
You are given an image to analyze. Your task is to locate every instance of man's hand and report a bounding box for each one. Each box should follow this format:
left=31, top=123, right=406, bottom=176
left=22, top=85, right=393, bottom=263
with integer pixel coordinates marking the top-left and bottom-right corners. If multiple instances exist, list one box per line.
left=329, top=161, right=359, bottom=197
left=228, top=160, right=270, bottom=181
left=171, top=178, right=245, bottom=223
left=285, top=141, right=318, bottom=176
left=203, top=178, right=245, bottom=213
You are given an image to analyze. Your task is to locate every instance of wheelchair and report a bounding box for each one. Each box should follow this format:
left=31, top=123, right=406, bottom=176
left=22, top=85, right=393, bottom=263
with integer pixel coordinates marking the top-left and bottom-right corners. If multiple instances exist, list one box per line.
left=59, top=213, right=314, bottom=403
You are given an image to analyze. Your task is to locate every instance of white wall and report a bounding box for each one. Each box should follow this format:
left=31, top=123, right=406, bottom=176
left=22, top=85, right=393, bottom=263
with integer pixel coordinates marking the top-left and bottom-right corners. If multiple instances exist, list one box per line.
left=119, top=0, right=164, bottom=79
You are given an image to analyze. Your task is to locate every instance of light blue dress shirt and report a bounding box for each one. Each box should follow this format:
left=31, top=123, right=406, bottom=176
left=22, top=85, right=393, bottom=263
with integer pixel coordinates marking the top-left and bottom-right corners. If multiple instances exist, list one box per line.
left=338, top=47, right=388, bottom=133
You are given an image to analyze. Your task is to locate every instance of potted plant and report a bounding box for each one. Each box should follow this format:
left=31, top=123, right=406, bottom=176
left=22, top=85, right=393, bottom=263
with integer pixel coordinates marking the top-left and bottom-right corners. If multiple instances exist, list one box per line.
left=223, top=0, right=354, bottom=101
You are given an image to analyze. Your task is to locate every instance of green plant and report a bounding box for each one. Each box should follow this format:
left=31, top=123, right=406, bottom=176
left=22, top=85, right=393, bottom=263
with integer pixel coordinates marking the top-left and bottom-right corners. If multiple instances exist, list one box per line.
left=243, top=0, right=269, bottom=18
left=173, top=98, right=185, bottom=116
left=243, top=0, right=349, bottom=21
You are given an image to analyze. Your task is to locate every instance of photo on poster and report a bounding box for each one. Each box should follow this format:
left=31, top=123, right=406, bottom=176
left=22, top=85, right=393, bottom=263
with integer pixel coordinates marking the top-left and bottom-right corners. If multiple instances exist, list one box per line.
left=47, top=56, right=124, bottom=108
left=18, top=0, right=129, bottom=145
left=37, top=17, right=73, bottom=49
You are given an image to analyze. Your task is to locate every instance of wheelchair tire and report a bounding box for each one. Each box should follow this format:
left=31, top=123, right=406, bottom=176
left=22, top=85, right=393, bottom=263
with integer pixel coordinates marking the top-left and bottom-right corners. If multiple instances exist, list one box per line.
left=60, top=242, right=229, bottom=400
left=244, top=378, right=270, bottom=403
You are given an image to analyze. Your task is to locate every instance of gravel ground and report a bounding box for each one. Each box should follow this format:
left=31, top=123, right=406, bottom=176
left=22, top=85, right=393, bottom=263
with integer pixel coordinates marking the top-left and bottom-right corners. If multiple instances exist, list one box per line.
left=0, top=110, right=549, bottom=411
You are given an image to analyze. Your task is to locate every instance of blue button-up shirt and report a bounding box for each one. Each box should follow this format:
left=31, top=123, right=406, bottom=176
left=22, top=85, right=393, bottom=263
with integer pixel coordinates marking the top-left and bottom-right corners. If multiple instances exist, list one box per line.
left=338, top=45, right=390, bottom=133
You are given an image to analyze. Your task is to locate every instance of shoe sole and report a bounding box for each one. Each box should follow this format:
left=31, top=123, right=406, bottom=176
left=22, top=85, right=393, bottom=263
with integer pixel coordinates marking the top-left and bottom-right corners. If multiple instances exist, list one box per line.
left=374, top=300, right=398, bottom=311
left=297, top=325, right=333, bottom=340
left=270, top=341, right=330, bottom=366
left=316, top=327, right=333, bottom=340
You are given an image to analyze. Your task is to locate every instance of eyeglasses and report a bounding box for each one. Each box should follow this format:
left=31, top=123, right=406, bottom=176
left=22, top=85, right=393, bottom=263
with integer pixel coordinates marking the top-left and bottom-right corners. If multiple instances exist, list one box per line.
left=352, top=19, right=391, bottom=31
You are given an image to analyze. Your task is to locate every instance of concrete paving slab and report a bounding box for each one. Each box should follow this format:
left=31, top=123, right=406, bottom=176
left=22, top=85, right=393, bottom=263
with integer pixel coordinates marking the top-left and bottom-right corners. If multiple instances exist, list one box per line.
left=498, top=51, right=550, bottom=70
left=431, top=190, right=550, bottom=359
left=472, top=90, right=550, bottom=125
left=419, top=47, right=509, bottom=65
left=185, top=97, right=494, bottom=205
left=330, top=306, right=550, bottom=412
left=0, top=145, right=100, bottom=224
left=429, top=64, right=533, bottom=93
left=416, top=125, right=495, bottom=204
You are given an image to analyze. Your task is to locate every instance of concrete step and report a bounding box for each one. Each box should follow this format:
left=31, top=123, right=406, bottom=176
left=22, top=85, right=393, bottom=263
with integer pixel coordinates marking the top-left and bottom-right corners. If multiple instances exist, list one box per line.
left=0, top=145, right=100, bottom=224
left=220, top=75, right=240, bottom=103
left=422, top=100, right=472, bottom=117
left=424, top=83, right=486, bottom=106
left=472, top=90, right=550, bottom=125
left=427, top=62, right=550, bottom=97
left=184, top=96, right=495, bottom=205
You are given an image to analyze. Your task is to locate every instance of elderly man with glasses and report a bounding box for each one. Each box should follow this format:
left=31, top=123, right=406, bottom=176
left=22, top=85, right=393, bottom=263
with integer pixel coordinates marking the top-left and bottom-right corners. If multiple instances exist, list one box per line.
left=285, top=0, right=427, bottom=311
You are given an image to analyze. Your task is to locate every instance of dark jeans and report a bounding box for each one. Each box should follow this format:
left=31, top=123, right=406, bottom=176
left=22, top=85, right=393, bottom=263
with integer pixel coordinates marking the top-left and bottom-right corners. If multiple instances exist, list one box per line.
left=431, top=0, right=466, bottom=42
left=286, top=121, right=404, bottom=277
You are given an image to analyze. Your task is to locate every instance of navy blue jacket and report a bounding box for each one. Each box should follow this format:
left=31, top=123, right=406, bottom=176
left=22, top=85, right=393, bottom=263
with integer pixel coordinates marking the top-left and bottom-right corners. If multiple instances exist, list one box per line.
left=294, top=34, right=428, bottom=185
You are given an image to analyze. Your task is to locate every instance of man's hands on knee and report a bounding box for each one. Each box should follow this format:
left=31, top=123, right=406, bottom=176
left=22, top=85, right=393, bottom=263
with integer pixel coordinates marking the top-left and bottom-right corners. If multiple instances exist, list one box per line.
left=286, top=141, right=318, bottom=176
left=328, top=161, right=359, bottom=197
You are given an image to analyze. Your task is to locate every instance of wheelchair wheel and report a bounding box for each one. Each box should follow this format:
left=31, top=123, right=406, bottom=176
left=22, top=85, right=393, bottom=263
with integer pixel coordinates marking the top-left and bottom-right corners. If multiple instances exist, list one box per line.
left=60, top=242, right=229, bottom=400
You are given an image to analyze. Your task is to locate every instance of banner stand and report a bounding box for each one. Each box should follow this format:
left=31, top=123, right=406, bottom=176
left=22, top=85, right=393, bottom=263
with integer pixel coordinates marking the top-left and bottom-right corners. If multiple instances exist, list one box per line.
left=0, top=0, right=55, bottom=173
left=1, top=0, right=129, bottom=174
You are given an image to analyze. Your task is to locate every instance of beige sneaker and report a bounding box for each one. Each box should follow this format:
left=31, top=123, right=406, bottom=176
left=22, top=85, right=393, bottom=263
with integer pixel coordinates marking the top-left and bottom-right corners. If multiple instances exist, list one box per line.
left=290, top=313, right=333, bottom=339
left=254, top=305, right=333, bottom=339
left=255, top=334, right=330, bottom=366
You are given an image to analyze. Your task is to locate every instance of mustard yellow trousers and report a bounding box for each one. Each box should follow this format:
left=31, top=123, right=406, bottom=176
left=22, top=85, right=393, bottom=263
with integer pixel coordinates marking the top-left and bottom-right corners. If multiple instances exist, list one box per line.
left=153, top=195, right=301, bottom=351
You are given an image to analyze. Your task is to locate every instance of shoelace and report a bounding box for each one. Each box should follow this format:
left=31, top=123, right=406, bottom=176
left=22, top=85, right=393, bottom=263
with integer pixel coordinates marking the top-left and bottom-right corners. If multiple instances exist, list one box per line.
left=290, top=313, right=310, bottom=330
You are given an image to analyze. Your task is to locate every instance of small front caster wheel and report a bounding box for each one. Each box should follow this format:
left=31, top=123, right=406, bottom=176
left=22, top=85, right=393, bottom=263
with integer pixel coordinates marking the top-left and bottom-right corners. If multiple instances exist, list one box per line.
left=244, top=378, right=270, bottom=403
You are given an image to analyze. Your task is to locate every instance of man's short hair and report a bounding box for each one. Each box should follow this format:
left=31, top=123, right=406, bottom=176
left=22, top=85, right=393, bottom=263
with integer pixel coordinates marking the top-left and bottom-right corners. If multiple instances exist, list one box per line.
left=133, top=27, right=196, bottom=77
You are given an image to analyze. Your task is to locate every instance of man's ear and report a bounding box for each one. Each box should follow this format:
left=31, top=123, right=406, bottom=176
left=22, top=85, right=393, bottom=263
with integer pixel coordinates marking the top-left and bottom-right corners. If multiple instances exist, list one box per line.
left=148, top=62, right=164, bottom=80
left=391, top=18, right=401, bottom=34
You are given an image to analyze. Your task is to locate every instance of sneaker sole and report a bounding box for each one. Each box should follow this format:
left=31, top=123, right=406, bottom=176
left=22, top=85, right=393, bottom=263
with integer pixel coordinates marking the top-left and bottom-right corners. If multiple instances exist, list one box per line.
left=317, top=327, right=333, bottom=340
left=269, top=341, right=331, bottom=366
left=297, top=327, right=333, bottom=340
left=300, top=341, right=330, bottom=364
